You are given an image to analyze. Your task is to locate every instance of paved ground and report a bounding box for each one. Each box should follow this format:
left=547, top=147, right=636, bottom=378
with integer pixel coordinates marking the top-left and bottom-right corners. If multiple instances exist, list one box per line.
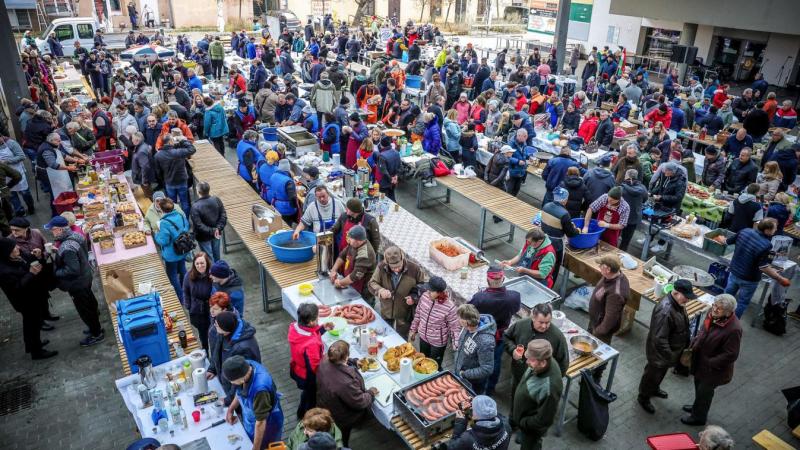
left=1, top=146, right=799, bottom=450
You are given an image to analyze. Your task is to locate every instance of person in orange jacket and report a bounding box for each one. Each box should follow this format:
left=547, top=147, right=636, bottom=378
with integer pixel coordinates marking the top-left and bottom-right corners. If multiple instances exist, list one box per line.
left=155, top=110, right=194, bottom=149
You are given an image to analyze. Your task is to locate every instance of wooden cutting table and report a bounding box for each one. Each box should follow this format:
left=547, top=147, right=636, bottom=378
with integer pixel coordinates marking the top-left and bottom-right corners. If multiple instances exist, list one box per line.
left=416, top=175, right=540, bottom=249
left=189, top=141, right=318, bottom=312
left=99, top=252, right=199, bottom=375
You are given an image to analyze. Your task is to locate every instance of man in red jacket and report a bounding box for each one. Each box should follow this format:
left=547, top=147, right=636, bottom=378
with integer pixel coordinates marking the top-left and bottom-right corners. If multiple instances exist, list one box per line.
left=645, top=103, right=672, bottom=129
left=288, top=302, right=333, bottom=420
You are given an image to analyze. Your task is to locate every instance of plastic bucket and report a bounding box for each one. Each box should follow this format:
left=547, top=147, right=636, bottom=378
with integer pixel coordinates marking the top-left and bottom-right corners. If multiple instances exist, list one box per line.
left=267, top=230, right=316, bottom=263
left=262, top=127, right=278, bottom=142
left=568, top=218, right=606, bottom=249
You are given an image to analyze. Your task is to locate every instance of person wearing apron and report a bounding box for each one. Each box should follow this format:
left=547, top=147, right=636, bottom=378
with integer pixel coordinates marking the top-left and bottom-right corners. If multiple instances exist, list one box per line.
left=292, top=186, right=344, bottom=271
left=35, top=135, right=77, bottom=215
left=335, top=200, right=368, bottom=253
left=223, top=356, right=284, bottom=449
left=583, top=186, right=630, bottom=248
left=329, top=225, right=377, bottom=301
left=500, top=228, right=557, bottom=288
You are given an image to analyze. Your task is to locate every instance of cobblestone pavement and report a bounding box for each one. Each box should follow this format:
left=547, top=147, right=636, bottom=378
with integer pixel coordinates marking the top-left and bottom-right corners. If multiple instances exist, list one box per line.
left=1, top=151, right=799, bottom=450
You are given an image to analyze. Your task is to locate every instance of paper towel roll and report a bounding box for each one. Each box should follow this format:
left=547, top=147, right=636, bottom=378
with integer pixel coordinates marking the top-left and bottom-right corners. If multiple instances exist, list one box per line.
left=193, top=368, right=209, bottom=394
left=399, top=357, right=413, bottom=384
left=360, top=328, right=370, bottom=352
left=189, top=350, right=206, bottom=372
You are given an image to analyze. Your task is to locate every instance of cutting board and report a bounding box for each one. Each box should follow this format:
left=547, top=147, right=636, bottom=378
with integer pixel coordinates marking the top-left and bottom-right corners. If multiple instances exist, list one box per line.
left=364, top=373, right=400, bottom=407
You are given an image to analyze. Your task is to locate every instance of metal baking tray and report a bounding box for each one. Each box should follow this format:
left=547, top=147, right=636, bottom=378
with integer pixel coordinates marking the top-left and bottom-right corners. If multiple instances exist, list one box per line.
left=310, top=278, right=361, bottom=306
left=393, top=370, right=475, bottom=443
left=503, top=275, right=561, bottom=310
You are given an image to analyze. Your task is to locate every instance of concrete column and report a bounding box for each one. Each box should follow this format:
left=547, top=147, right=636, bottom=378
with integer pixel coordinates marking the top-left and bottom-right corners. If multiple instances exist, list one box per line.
left=0, top=0, right=32, bottom=139
left=554, top=0, right=571, bottom=74
left=677, top=22, right=697, bottom=83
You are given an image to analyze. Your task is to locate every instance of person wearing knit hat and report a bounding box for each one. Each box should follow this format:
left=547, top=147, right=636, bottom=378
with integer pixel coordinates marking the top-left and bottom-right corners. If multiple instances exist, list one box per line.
left=209, top=260, right=246, bottom=315
left=299, top=431, right=337, bottom=450
left=210, top=309, right=261, bottom=394
left=332, top=197, right=381, bottom=253
left=512, top=339, right=562, bottom=450
left=0, top=236, right=58, bottom=360
left=46, top=213, right=105, bottom=347
left=369, top=245, right=427, bottom=338
left=443, top=394, right=511, bottom=449
left=270, top=159, right=300, bottom=226
left=220, top=355, right=284, bottom=449
left=619, top=167, right=648, bottom=252
left=329, top=223, right=377, bottom=300
left=8, top=217, right=49, bottom=271
left=582, top=183, right=630, bottom=248
left=540, top=183, right=581, bottom=286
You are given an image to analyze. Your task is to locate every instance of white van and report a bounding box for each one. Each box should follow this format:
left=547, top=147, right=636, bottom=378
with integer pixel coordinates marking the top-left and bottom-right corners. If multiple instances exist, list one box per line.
left=25, top=17, right=101, bottom=56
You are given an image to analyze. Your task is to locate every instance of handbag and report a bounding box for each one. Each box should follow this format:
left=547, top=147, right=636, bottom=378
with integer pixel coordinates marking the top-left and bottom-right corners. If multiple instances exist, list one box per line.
left=679, top=348, right=693, bottom=371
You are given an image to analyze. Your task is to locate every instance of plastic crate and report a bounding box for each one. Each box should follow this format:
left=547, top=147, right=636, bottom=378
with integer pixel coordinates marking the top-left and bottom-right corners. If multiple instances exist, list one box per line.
left=92, top=155, right=125, bottom=174
left=53, top=191, right=79, bottom=214
left=703, top=228, right=735, bottom=256
left=646, top=432, right=697, bottom=449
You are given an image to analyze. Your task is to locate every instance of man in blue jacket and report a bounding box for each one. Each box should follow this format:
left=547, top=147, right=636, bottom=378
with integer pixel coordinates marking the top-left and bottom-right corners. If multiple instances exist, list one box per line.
left=541, top=147, right=579, bottom=205
left=236, top=130, right=264, bottom=191
left=508, top=112, right=535, bottom=146
left=210, top=260, right=246, bottom=318
left=187, top=69, right=203, bottom=92
left=506, top=129, right=530, bottom=197
left=669, top=98, right=685, bottom=132
left=222, top=356, right=284, bottom=449
left=269, top=159, right=299, bottom=226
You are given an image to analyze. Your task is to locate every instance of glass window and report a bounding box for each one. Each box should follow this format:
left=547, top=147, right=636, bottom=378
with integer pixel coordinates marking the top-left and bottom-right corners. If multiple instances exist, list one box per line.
left=606, top=26, right=620, bottom=45
left=16, top=11, right=31, bottom=28
left=54, top=24, right=75, bottom=41
left=77, top=23, right=94, bottom=39
left=109, top=0, right=121, bottom=11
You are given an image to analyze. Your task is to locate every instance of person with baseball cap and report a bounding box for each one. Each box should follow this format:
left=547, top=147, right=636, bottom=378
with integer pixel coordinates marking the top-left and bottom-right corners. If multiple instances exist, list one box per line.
left=329, top=225, right=376, bottom=300
left=468, top=263, right=521, bottom=395
left=637, top=278, right=695, bottom=414
left=368, top=246, right=427, bottom=339
left=511, top=339, right=562, bottom=449
left=540, top=186, right=581, bottom=284
left=583, top=185, right=630, bottom=247
left=222, top=355, right=284, bottom=449
left=444, top=394, right=512, bottom=449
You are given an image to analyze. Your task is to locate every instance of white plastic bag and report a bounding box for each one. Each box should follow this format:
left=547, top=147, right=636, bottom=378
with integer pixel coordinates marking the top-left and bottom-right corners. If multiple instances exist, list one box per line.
left=564, top=284, right=593, bottom=312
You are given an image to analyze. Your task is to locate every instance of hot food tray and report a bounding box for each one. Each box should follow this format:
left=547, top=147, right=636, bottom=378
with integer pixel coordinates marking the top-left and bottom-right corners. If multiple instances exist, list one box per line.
left=393, top=371, right=475, bottom=443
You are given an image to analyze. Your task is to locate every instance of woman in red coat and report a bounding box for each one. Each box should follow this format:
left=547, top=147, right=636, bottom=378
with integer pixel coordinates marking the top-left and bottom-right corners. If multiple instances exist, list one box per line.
left=288, top=302, right=334, bottom=420
left=578, top=109, right=599, bottom=143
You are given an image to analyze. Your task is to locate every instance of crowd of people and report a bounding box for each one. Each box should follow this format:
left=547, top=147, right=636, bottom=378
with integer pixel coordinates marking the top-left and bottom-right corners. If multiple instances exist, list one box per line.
left=8, top=12, right=799, bottom=450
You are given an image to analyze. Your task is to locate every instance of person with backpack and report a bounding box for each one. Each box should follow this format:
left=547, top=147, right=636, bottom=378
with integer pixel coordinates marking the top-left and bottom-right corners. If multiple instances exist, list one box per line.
left=236, top=130, right=264, bottom=193
left=154, top=197, right=193, bottom=302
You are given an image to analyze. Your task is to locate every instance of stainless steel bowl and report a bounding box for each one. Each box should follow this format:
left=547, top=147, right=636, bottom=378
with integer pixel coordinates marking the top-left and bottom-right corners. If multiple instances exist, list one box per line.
left=570, top=335, right=599, bottom=356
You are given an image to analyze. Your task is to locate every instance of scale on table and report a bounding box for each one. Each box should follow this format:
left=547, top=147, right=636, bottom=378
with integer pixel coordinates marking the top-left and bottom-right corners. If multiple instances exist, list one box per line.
left=310, top=277, right=362, bottom=306
left=502, top=275, right=561, bottom=310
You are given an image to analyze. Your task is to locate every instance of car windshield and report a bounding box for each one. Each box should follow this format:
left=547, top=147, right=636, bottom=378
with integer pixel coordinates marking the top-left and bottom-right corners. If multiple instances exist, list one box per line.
left=40, top=23, right=56, bottom=40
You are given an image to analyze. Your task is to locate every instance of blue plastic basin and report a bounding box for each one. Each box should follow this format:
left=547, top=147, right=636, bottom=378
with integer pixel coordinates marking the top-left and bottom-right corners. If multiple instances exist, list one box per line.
left=568, top=218, right=606, bottom=249
left=406, top=75, right=423, bottom=89
left=267, top=231, right=316, bottom=263
left=262, top=126, right=278, bottom=142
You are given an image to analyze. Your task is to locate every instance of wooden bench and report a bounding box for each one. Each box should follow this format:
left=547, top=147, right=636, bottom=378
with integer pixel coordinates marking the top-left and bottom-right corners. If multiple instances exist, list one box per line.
left=752, top=429, right=796, bottom=450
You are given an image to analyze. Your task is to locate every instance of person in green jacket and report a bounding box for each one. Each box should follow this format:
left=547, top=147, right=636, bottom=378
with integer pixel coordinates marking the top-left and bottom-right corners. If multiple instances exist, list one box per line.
left=285, top=407, right=343, bottom=450
left=511, top=339, right=563, bottom=450
left=504, top=303, right=569, bottom=418
left=434, top=48, right=448, bottom=69
left=209, top=37, right=226, bottom=80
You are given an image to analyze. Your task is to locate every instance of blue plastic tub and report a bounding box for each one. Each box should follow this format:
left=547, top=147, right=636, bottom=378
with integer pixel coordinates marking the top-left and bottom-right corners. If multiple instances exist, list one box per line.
left=568, top=218, right=606, bottom=249
left=406, top=75, right=423, bottom=89
left=262, top=126, right=278, bottom=142
left=267, top=230, right=316, bottom=263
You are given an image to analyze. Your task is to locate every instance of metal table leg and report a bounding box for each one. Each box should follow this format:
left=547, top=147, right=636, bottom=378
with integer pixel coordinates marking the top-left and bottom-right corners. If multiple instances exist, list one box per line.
left=260, top=265, right=268, bottom=313
left=221, top=226, right=243, bottom=254
left=554, top=376, right=573, bottom=436
left=640, top=231, right=652, bottom=260
left=478, top=209, right=487, bottom=249
left=416, top=178, right=423, bottom=209
left=605, top=354, right=619, bottom=391
left=559, top=266, right=570, bottom=299
left=507, top=223, right=515, bottom=242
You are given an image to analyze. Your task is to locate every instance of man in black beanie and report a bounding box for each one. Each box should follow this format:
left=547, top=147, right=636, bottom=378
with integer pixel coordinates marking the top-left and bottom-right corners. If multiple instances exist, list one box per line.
left=222, top=355, right=284, bottom=449
left=207, top=311, right=262, bottom=402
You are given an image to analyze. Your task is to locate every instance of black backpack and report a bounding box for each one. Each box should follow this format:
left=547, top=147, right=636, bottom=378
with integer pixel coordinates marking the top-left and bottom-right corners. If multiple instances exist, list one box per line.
left=163, top=215, right=195, bottom=255
left=763, top=298, right=789, bottom=336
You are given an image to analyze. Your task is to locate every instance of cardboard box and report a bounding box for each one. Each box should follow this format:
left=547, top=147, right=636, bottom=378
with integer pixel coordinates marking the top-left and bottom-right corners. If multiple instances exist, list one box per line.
left=252, top=205, right=284, bottom=238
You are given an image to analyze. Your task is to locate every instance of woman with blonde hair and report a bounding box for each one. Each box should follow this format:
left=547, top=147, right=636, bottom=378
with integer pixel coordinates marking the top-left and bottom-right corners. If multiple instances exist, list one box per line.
left=756, top=161, right=783, bottom=201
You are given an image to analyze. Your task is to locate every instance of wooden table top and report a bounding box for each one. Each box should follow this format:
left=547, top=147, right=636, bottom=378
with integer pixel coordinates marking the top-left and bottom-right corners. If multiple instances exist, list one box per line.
left=436, top=175, right=540, bottom=233
left=642, top=286, right=711, bottom=320
left=190, top=142, right=318, bottom=289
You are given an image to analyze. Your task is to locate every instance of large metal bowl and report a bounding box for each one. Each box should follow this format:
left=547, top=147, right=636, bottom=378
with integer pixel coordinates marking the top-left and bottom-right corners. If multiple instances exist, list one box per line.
left=570, top=335, right=599, bottom=356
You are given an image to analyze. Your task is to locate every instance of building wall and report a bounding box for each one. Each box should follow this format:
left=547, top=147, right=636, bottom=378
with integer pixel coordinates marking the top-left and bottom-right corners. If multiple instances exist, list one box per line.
left=572, top=0, right=642, bottom=55
left=760, top=33, right=800, bottom=87
left=168, top=0, right=253, bottom=29
left=693, top=24, right=713, bottom=63
left=609, top=0, right=800, bottom=36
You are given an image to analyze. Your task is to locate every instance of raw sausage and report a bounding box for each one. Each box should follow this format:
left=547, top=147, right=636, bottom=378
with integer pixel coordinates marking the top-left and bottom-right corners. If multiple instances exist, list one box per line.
left=406, top=390, right=421, bottom=406
left=444, top=388, right=460, bottom=397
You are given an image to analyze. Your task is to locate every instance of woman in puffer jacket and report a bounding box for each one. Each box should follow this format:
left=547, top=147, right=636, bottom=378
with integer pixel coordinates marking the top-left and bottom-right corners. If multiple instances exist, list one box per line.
left=443, top=109, right=462, bottom=160
left=409, top=276, right=461, bottom=369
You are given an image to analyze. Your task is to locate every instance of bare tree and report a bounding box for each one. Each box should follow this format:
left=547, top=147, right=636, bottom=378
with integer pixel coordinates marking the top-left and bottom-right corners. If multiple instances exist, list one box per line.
left=418, top=0, right=428, bottom=21
left=354, top=0, right=374, bottom=24
left=443, top=0, right=455, bottom=24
